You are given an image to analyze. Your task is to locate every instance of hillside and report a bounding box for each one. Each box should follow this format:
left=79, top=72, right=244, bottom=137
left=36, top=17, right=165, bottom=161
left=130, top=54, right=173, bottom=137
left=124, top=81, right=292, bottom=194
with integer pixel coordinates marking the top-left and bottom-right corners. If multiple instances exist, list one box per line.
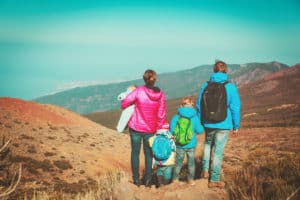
left=0, top=97, right=229, bottom=199
left=240, top=63, right=300, bottom=127
left=85, top=63, right=300, bottom=130
left=34, top=61, right=288, bottom=114
left=1, top=99, right=299, bottom=199
left=0, top=97, right=131, bottom=198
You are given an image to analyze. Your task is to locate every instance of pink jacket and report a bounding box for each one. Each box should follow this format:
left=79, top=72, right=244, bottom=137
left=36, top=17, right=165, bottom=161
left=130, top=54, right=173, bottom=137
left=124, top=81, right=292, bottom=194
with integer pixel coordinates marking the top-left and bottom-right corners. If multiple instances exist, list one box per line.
left=121, top=85, right=166, bottom=133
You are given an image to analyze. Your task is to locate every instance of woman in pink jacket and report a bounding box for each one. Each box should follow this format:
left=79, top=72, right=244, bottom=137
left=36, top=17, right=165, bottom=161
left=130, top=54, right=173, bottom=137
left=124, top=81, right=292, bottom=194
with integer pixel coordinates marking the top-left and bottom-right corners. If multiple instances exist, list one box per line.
left=121, top=69, right=166, bottom=187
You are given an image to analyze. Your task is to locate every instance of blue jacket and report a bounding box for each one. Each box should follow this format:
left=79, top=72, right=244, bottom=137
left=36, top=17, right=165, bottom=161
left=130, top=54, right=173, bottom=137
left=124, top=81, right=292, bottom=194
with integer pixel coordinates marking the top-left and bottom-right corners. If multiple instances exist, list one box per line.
left=170, top=107, right=204, bottom=149
left=196, top=72, right=241, bottom=130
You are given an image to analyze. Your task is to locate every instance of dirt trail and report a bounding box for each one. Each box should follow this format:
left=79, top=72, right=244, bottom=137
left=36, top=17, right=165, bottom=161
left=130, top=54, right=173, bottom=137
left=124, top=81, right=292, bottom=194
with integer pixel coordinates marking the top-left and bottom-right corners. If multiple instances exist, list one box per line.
left=113, top=177, right=227, bottom=200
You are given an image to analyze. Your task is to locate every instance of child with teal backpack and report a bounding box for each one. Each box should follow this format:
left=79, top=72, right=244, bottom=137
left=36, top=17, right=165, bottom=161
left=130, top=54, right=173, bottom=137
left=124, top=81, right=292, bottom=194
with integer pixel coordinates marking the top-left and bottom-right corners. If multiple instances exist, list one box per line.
left=149, top=122, right=176, bottom=187
left=170, top=96, right=204, bottom=185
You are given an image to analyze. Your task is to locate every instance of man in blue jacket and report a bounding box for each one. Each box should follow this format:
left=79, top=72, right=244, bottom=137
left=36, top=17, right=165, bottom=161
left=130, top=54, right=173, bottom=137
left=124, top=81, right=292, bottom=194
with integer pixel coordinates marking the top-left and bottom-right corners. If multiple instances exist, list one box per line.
left=196, top=61, right=241, bottom=188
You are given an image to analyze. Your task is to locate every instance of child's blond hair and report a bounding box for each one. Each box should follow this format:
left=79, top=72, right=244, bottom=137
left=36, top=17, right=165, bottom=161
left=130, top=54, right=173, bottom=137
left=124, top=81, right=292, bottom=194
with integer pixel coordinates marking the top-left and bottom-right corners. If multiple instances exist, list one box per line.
left=181, top=96, right=194, bottom=107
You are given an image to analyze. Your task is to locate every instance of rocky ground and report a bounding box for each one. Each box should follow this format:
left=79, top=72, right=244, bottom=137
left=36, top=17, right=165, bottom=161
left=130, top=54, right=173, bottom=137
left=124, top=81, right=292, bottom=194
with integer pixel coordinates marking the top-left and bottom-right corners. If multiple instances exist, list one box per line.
left=113, top=178, right=227, bottom=200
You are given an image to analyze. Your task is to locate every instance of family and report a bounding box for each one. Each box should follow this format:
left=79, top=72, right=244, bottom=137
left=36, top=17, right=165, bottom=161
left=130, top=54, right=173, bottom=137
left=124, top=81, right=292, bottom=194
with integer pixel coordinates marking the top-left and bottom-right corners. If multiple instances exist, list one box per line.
left=118, top=61, right=241, bottom=188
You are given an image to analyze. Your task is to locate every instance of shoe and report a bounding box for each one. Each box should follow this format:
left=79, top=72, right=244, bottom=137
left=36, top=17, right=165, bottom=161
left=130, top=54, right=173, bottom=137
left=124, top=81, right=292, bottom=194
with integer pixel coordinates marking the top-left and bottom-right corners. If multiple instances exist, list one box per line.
left=201, top=171, right=209, bottom=179
left=144, top=179, right=152, bottom=187
left=208, top=181, right=225, bottom=188
left=133, top=180, right=141, bottom=187
left=187, top=180, right=195, bottom=186
left=157, top=176, right=164, bottom=188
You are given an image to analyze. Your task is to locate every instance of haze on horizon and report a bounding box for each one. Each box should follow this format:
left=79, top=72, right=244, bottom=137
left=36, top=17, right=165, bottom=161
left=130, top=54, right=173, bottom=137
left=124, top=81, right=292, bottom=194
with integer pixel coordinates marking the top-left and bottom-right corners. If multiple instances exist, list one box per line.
left=0, top=0, right=299, bottom=100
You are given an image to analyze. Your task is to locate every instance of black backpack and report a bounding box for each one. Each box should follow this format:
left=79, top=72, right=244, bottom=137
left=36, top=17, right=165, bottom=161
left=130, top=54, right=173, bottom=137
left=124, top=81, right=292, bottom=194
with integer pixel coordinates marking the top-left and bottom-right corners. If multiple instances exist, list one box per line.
left=201, top=81, right=228, bottom=123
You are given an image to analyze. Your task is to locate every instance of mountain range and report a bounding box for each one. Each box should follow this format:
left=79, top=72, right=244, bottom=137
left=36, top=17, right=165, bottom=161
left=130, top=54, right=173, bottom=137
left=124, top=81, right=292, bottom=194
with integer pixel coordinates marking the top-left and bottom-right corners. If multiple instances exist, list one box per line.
left=34, top=61, right=288, bottom=114
left=85, top=63, right=300, bottom=130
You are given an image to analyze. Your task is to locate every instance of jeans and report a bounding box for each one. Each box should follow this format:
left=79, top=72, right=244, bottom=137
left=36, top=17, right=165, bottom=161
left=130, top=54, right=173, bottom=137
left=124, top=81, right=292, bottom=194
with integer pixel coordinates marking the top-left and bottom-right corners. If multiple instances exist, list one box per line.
left=173, top=148, right=195, bottom=181
left=202, top=129, right=229, bottom=182
left=156, top=166, right=173, bottom=183
left=130, top=129, right=153, bottom=183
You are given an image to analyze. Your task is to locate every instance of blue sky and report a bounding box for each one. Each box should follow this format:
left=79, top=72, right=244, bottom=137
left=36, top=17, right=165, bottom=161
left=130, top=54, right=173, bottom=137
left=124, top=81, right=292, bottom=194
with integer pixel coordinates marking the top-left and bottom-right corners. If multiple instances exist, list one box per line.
left=0, top=0, right=299, bottom=99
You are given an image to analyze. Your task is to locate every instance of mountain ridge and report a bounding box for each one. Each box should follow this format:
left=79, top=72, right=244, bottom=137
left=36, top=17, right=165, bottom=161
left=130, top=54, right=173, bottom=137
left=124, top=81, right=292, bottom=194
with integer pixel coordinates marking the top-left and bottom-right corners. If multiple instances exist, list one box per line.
left=85, top=63, right=300, bottom=130
left=34, top=61, right=289, bottom=114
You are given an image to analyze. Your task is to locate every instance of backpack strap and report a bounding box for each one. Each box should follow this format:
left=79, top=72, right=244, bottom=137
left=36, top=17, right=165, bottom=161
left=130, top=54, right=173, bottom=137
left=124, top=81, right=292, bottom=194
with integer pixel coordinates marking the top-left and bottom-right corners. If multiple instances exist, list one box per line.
left=221, top=81, right=229, bottom=109
left=222, top=81, right=229, bottom=85
left=185, top=118, right=191, bottom=141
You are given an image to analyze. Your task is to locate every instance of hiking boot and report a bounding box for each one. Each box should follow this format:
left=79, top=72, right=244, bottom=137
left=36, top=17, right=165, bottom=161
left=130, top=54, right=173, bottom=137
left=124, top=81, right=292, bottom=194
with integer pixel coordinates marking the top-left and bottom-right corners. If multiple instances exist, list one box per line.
left=187, top=180, right=195, bottom=186
left=201, top=171, right=209, bottom=179
left=144, top=179, right=152, bottom=187
left=208, top=181, right=225, bottom=188
left=157, top=176, right=165, bottom=188
left=133, top=179, right=141, bottom=187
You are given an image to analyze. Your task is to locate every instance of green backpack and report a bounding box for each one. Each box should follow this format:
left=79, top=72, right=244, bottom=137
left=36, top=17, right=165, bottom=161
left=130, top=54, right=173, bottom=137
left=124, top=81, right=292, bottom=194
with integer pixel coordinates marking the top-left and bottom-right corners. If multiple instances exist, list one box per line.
left=173, top=114, right=193, bottom=145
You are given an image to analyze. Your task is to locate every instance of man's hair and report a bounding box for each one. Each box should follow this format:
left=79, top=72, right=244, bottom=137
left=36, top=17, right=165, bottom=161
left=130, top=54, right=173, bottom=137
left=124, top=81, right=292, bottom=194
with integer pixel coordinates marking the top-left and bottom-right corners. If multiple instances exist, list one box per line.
left=143, top=69, right=157, bottom=86
left=213, top=61, right=228, bottom=73
left=181, top=96, right=194, bottom=107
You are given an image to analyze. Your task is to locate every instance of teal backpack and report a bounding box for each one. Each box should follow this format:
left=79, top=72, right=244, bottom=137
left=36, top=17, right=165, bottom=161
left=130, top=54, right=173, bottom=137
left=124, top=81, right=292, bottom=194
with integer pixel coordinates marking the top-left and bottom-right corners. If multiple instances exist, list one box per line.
left=173, top=115, right=193, bottom=145
left=152, top=133, right=173, bottom=161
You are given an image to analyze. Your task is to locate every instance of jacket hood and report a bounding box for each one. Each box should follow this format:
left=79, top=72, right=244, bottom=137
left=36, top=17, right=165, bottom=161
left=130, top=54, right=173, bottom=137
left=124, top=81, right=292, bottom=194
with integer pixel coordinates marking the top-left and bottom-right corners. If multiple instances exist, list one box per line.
left=210, top=72, right=228, bottom=83
left=143, top=85, right=163, bottom=101
left=178, top=107, right=196, bottom=118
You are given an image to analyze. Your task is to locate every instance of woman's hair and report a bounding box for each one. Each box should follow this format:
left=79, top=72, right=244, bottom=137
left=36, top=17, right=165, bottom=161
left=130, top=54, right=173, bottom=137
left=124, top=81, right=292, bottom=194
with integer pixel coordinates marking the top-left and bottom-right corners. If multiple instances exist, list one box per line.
left=143, top=69, right=157, bottom=86
left=213, top=61, right=228, bottom=73
left=181, top=96, right=194, bottom=107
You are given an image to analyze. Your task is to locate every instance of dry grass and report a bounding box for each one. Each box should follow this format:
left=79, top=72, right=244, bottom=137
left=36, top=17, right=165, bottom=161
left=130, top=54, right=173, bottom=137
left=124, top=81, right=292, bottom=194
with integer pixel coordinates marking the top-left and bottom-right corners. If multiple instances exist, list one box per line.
left=25, top=169, right=125, bottom=200
left=227, top=150, right=300, bottom=200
